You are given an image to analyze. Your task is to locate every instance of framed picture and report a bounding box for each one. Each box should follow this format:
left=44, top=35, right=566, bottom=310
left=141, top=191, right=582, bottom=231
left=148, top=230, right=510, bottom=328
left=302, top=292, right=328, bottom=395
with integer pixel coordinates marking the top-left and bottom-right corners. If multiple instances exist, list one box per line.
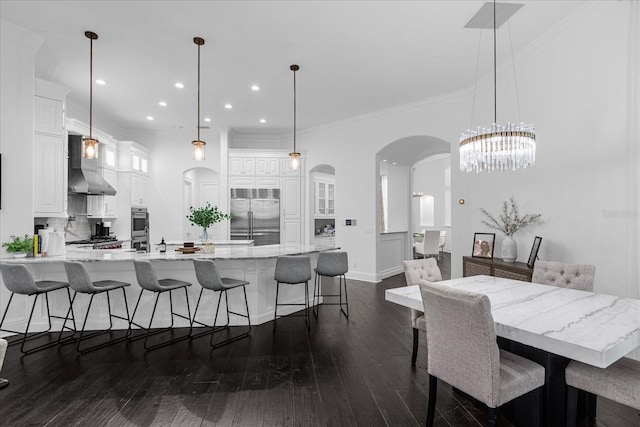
left=472, top=233, right=495, bottom=259
left=527, top=236, right=543, bottom=268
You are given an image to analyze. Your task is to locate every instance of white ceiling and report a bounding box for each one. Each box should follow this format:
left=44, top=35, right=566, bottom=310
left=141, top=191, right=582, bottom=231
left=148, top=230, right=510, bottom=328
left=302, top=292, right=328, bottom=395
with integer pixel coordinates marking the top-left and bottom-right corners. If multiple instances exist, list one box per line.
left=1, top=1, right=587, bottom=139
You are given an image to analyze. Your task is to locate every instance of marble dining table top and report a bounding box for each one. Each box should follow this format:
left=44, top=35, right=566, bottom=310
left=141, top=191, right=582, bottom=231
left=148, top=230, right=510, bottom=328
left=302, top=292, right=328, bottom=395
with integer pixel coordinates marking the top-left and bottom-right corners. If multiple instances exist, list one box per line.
left=386, top=275, right=640, bottom=368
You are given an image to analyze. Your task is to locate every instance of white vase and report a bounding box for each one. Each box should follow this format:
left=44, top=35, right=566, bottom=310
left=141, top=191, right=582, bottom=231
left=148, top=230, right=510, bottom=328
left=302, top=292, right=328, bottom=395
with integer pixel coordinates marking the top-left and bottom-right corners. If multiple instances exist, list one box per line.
left=13, top=252, right=27, bottom=258
left=501, top=236, right=517, bottom=262
left=199, top=228, right=209, bottom=242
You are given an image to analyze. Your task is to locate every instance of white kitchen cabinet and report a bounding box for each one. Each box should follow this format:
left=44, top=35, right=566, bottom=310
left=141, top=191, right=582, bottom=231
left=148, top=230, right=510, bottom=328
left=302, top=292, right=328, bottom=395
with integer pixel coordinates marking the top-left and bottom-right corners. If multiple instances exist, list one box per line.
left=255, top=157, right=280, bottom=176
left=314, top=179, right=335, bottom=216
left=256, top=177, right=280, bottom=189
left=282, top=177, right=301, bottom=219
left=33, top=133, right=67, bottom=216
left=33, top=80, right=69, bottom=218
left=229, top=157, right=255, bottom=175
left=229, top=176, right=256, bottom=189
left=131, top=172, right=149, bottom=206
left=87, top=168, right=117, bottom=217
left=282, top=220, right=301, bottom=245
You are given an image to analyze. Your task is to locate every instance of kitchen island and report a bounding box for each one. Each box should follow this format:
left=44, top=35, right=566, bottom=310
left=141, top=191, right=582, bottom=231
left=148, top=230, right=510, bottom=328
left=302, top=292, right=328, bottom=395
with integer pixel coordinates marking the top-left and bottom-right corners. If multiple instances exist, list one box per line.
left=0, top=244, right=334, bottom=332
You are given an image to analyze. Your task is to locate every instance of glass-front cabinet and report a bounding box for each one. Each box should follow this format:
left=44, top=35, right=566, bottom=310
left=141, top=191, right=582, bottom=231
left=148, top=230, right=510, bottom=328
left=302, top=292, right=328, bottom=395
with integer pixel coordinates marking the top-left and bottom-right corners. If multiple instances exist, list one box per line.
left=314, top=179, right=334, bottom=216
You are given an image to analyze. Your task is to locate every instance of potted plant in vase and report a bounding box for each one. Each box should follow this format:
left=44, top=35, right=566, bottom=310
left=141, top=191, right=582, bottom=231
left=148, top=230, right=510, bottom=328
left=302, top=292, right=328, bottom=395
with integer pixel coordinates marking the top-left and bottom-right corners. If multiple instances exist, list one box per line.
left=186, top=202, right=231, bottom=243
left=480, top=197, right=541, bottom=262
left=2, top=234, right=34, bottom=258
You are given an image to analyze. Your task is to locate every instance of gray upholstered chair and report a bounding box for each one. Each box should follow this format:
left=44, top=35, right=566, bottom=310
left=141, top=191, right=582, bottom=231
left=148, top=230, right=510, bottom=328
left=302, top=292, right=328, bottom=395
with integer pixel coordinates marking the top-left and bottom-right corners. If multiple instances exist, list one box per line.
left=0, top=338, right=8, bottom=389
left=0, top=263, right=73, bottom=354
left=273, top=256, right=312, bottom=332
left=414, top=229, right=440, bottom=259
left=312, top=251, right=349, bottom=318
left=62, top=261, right=132, bottom=353
left=191, top=259, right=251, bottom=347
left=129, top=259, right=192, bottom=351
left=532, top=261, right=596, bottom=291
left=419, top=281, right=545, bottom=427
left=565, top=357, right=640, bottom=426
left=402, top=258, right=442, bottom=365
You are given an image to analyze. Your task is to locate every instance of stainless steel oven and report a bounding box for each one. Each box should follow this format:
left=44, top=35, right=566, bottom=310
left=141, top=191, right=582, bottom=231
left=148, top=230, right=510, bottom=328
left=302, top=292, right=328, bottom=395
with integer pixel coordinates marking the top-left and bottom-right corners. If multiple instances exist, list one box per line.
left=131, top=207, right=149, bottom=251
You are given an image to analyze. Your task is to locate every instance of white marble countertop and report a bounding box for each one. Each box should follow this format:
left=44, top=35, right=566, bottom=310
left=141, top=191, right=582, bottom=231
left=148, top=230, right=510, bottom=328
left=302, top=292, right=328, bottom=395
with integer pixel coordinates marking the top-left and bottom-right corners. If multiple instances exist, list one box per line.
left=164, top=240, right=254, bottom=246
left=386, top=275, right=640, bottom=368
left=1, top=244, right=335, bottom=263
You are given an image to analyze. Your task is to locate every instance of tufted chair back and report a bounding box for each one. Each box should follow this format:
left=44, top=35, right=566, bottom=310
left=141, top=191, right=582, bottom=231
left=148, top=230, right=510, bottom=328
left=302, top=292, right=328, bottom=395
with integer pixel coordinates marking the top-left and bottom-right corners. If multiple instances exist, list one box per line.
left=532, top=261, right=596, bottom=292
left=402, top=258, right=442, bottom=328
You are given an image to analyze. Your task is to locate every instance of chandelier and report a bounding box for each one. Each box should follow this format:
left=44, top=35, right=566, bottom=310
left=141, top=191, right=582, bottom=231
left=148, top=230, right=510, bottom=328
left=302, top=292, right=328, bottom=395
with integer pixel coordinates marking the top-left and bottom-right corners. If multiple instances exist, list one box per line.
left=459, top=0, right=535, bottom=173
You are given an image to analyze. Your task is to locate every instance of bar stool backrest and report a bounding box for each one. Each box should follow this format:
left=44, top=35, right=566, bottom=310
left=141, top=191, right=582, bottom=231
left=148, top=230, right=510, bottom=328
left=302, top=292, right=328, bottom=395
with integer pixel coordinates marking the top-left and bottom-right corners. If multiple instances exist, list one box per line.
left=275, top=256, right=311, bottom=284
left=193, top=259, right=225, bottom=290
left=0, top=263, right=38, bottom=295
left=316, top=252, right=348, bottom=277
left=63, top=261, right=97, bottom=293
left=132, top=260, right=162, bottom=291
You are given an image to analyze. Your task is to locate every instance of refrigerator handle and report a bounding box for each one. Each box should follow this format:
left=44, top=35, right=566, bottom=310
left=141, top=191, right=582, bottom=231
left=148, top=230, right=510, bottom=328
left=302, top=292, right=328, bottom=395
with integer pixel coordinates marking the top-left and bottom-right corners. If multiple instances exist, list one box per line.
left=248, top=210, right=253, bottom=239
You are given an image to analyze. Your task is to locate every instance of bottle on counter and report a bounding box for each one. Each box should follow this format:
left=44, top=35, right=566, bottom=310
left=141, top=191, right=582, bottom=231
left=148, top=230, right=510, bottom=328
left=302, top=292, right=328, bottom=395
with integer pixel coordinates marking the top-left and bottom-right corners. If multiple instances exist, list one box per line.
left=159, top=237, right=166, bottom=253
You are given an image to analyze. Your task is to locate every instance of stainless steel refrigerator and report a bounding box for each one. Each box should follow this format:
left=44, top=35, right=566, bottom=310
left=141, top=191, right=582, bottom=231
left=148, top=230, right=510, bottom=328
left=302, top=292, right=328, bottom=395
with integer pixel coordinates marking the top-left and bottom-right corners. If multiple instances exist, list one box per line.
left=230, top=188, right=280, bottom=246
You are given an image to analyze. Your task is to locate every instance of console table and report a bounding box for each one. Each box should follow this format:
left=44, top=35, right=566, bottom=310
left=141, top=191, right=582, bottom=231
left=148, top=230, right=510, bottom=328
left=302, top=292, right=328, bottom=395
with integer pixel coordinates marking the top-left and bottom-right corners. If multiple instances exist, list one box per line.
left=462, top=256, right=533, bottom=282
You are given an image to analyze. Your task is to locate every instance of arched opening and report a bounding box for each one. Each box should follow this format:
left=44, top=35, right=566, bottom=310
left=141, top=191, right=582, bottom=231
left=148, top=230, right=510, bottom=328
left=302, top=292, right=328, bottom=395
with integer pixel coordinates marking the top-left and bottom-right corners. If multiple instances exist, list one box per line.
left=182, top=167, right=220, bottom=241
left=376, top=136, right=451, bottom=280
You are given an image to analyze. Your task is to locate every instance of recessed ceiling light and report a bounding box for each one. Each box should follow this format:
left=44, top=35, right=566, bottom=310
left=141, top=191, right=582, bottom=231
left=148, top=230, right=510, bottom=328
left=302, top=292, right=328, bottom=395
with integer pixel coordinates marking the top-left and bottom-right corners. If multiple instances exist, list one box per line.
left=146, top=116, right=154, bottom=121
left=175, top=82, right=184, bottom=89
left=251, top=85, right=260, bottom=91
left=204, top=117, right=211, bottom=122
left=224, top=104, right=232, bottom=109
left=383, top=159, right=388, bottom=162
left=158, top=101, right=167, bottom=107
left=260, top=119, right=266, bottom=123
left=95, top=79, right=106, bottom=85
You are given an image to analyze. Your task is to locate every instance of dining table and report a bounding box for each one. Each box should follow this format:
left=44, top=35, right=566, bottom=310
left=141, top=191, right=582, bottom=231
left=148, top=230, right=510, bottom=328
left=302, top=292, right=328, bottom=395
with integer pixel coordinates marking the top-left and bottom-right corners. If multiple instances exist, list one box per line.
left=385, top=275, right=640, bottom=427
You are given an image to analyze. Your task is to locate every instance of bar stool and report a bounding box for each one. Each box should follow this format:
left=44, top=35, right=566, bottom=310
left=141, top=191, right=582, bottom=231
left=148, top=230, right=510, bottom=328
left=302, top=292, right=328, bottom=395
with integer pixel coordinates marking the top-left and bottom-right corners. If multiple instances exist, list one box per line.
left=61, top=261, right=132, bottom=354
left=312, top=251, right=349, bottom=318
left=0, top=263, right=74, bottom=354
left=274, top=256, right=312, bottom=332
left=129, top=259, right=192, bottom=351
left=191, top=259, right=251, bottom=347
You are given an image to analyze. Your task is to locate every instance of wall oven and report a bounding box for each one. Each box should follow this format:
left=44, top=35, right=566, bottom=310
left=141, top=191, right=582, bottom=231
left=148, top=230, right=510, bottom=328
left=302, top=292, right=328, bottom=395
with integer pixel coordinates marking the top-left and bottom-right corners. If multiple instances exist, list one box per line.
left=131, top=207, right=149, bottom=251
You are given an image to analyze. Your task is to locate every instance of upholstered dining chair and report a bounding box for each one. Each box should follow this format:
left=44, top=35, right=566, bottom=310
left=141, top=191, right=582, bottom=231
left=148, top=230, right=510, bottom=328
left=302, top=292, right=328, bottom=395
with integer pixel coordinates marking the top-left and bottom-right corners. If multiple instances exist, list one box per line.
left=0, top=263, right=74, bottom=354
left=62, top=261, right=132, bottom=353
left=191, top=259, right=251, bottom=348
left=273, top=256, right=312, bottom=332
left=419, top=281, right=545, bottom=427
left=565, top=357, right=640, bottom=426
left=0, top=338, right=8, bottom=389
left=129, top=259, right=193, bottom=351
left=401, top=258, right=442, bottom=365
left=414, top=229, right=440, bottom=259
left=532, top=261, right=596, bottom=291
left=438, top=230, right=447, bottom=260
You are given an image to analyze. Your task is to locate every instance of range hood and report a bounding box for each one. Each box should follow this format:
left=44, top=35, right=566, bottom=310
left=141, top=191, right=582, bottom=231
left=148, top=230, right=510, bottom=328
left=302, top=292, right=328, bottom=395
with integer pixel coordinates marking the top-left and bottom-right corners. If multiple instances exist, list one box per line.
left=68, top=135, right=117, bottom=195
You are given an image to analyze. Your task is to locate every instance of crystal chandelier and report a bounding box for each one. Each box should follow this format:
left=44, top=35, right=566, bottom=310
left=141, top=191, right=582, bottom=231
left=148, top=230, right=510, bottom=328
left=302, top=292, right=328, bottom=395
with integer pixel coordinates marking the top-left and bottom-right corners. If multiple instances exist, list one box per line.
left=459, top=0, right=535, bottom=173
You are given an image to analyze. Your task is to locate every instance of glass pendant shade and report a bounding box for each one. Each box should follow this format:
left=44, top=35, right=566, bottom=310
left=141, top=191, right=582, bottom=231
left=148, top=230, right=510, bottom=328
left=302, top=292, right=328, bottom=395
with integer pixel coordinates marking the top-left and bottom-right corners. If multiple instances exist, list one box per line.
left=459, top=123, right=535, bottom=172
left=82, top=137, right=99, bottom=159
left=192, top=140, right=206, bottom=161
left=289, top=152, right=300, bottom=170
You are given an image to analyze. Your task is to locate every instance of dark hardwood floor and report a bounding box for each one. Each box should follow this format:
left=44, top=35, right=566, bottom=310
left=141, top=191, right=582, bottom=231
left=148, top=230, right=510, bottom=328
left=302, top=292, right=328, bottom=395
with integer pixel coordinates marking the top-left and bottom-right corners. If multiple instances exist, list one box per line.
left=1, top=253, right=638, bottom=426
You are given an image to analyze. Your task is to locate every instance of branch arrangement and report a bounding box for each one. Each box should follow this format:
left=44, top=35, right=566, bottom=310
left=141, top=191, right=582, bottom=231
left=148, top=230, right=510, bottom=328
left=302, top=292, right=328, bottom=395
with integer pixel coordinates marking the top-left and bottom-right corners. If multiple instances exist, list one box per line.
left=187, top=202, right=231, bottom=229
left=480, top=197, right=541, bottom=237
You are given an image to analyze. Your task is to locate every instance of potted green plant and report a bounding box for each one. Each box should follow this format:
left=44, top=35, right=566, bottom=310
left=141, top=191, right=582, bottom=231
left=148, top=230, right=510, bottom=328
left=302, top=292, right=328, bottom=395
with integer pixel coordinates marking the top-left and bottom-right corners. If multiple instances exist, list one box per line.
left=480, top=197, right=541, bottom=262
left=2, top=234, right=33, bottom=258
left=186, top=202, right=231, bottom=242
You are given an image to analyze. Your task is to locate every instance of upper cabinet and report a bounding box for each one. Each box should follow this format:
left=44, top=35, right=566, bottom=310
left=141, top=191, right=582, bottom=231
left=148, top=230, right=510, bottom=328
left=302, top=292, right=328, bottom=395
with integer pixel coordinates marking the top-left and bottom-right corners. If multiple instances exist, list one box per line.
left=230, top=157, right=255, bottom=175
left=314, top=174, right=335, bottom=217
left=117, top=141, right=150, bottom=207
left=255, top=157, right=280, bottom=176
left=33, top=79, right=70, bottom=218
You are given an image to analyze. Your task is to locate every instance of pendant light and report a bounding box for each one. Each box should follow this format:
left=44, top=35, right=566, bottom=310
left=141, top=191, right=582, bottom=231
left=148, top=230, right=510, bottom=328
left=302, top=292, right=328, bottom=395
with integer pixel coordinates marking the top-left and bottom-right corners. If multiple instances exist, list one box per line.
left=83, top=31, right=99, bottom=160
left=289, top=64, right=301, bottom=170
left=192, top=36, right=206, bottom=161
left=459, top=0, right=535, bottom=172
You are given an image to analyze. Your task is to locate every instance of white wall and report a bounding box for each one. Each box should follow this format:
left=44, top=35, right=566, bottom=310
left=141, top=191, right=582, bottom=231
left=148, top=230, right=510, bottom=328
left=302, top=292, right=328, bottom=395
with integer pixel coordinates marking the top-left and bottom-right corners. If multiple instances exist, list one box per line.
left=412, top=155, right=450, bottom=232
